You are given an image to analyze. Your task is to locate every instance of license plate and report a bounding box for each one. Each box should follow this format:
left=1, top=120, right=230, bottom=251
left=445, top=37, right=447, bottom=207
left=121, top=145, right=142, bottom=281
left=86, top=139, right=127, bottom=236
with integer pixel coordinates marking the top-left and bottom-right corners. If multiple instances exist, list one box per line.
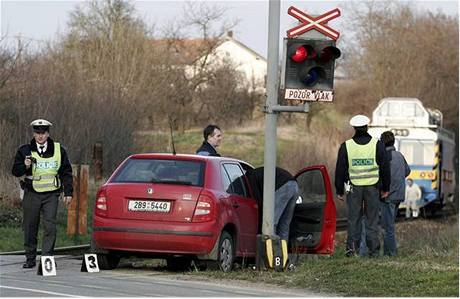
left=128, top=200, right=171, bottom=212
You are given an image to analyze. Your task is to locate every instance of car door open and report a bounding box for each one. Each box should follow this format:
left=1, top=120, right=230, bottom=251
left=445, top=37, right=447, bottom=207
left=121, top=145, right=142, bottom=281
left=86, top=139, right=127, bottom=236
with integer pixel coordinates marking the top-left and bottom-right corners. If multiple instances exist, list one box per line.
left=290, top=165, right=336, bottom=255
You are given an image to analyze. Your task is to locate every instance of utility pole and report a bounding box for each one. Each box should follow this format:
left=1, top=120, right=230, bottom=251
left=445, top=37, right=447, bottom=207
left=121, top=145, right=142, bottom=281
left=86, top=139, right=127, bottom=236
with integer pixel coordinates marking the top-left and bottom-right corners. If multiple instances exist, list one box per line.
left=258, top=1, right=325, bottom=271
left=262, top=0, right=281, bottom=238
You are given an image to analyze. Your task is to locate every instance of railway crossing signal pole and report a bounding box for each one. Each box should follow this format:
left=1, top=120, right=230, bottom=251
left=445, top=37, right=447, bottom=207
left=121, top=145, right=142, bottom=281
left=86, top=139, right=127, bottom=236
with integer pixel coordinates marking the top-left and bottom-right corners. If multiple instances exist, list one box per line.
left=262, top=0, right=280, bottom=239
left=258, top=0, right=309, bottom=271
left=258, top=3, right=341, bottom=271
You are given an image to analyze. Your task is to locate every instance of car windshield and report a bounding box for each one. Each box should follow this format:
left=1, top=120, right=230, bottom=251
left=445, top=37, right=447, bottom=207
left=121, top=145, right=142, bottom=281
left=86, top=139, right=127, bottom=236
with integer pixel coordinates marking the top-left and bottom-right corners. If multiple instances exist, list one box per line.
left=111, top=158, right=205, bottom=187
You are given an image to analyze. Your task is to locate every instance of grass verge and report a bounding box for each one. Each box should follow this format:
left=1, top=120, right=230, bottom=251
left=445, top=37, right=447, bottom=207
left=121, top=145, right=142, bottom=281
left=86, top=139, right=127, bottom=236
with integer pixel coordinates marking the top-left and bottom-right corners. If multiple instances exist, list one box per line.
left=188, top=217, right=458, bottom=297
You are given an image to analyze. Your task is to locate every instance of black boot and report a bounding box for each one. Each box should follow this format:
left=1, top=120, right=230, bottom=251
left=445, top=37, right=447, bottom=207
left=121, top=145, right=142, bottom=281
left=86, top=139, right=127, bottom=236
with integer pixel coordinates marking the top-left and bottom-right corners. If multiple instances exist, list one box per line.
left=23, top=259, right=36, bottom=268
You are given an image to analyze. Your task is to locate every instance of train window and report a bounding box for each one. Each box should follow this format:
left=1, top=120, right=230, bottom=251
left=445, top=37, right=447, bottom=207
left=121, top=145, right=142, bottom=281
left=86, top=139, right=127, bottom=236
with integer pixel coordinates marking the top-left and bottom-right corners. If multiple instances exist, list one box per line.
left=389, top=102, right=401, bottom=116
left=402, top=103, right=424, bottom=117
left=399, top=140, right=435, bottom=166
left=378, top=102, right=389, bottom=116
left=378, top=101, right=401, bottom=117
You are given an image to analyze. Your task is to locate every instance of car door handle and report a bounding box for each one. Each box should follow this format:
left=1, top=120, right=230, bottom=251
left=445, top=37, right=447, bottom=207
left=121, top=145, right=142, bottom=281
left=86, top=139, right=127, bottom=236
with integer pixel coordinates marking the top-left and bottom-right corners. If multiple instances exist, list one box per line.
left=232, top=203, right=239, bottom=208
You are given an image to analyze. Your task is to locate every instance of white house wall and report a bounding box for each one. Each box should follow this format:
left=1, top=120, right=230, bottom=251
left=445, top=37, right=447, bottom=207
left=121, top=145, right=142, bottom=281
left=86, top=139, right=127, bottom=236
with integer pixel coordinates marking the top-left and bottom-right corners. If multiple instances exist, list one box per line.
left=214, top=40, right=267, bottom=92
left=192, top=39, right=267, bottom=93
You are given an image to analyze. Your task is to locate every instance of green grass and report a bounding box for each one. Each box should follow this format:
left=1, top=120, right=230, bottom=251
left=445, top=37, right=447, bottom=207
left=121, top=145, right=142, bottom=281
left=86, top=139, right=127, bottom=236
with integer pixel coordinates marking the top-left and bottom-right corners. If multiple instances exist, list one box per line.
left=0, top=225, right=91, bottom=252
left=187, top=218, right=459, bottom=297
left=0, top=195, right=94, bottom=252
left=135, top=129, right=295, bottom=168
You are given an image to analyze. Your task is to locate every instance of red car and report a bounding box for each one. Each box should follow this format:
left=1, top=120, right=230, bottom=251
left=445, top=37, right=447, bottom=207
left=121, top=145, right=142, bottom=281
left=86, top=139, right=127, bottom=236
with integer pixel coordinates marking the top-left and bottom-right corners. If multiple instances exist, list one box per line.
left=91, top=154, right=336, bottom=271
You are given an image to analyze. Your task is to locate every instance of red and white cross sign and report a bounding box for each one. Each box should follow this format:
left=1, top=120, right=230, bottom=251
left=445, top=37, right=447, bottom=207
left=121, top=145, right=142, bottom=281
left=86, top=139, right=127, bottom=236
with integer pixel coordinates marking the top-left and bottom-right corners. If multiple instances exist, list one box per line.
left=287, top=6, right=341, bottom=40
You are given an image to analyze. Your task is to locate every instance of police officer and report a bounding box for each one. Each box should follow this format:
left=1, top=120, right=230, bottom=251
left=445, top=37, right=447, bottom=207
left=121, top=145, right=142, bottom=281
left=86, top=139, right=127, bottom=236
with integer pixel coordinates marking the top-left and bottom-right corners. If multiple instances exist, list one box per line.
left=196, top=124, right=222, bottom=156
left=335, top=115, right=390, bottom=257
left=12, top=119, right=73, bottom=268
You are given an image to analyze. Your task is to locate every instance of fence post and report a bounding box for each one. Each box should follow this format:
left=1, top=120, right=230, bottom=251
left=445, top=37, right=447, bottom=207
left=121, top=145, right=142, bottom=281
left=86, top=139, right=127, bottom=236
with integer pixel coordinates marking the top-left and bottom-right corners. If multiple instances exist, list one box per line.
left=78, top=165, right=89, bottom=235
left=67, top=164, right=89, bottom=235
left=93, top=142, right=103, bottom=188
left=67, top=165, right=78, bottom=236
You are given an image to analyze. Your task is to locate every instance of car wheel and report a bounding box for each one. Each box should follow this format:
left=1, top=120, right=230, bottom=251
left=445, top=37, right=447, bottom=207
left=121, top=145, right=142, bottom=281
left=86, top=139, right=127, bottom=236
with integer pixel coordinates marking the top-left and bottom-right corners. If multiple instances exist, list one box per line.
left=166, top=256, right=192, bottom=272
left=218, top=231, right=234, bottom=272
left=97, top=253, right=120, bottom=270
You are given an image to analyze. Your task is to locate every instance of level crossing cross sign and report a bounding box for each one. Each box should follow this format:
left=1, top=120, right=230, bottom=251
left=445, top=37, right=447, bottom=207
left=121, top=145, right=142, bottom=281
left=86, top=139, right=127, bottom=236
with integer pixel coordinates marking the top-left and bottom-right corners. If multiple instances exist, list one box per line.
left=287, top=6, right=341, bottom=40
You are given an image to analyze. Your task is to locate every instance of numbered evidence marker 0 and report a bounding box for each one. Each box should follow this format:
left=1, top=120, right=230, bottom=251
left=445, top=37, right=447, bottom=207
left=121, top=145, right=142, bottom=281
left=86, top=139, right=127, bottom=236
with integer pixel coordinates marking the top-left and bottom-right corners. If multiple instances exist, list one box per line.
left=37, top=256, right=56, bottom=276
left=81, top=254, right=100, bottom=273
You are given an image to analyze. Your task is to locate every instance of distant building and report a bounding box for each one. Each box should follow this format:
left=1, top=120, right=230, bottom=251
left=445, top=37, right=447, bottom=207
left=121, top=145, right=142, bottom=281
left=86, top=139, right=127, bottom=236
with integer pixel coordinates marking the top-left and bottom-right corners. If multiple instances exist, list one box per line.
left=150, top=31, right=267, bottom=93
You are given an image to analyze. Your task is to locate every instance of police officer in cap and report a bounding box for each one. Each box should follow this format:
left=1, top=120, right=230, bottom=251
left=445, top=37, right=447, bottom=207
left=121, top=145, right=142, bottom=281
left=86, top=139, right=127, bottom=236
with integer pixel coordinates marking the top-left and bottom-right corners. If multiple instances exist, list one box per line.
left=335, top=114, right=390, bottom=257
left=12, top=119, right=73, bottom=268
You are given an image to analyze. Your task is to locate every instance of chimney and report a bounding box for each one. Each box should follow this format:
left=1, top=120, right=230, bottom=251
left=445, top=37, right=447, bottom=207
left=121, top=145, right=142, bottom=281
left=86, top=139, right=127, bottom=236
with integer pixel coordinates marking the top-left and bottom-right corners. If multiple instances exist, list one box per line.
left=227, top=31, right=233, bottom=38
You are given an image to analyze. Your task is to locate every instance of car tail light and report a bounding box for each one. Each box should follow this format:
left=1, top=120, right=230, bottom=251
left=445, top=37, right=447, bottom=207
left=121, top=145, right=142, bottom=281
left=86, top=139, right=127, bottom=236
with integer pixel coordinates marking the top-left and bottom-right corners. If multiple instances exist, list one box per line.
left=95, top=188, right=108, bottom=217
left=192, top=194, right=215, bottom=222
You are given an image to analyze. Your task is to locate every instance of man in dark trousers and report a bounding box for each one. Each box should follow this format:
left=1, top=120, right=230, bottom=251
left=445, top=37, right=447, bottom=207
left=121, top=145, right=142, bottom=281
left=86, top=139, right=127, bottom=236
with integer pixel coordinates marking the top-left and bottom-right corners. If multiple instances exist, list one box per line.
left=12, top=119, right=73, bottom=268
left=196, top=124, right=222, bottom=156
left=335, top=115, right=390, bottom=257
left=380, top=131, right=410, bottom=256
left=246, top=167, right=299, bottom=241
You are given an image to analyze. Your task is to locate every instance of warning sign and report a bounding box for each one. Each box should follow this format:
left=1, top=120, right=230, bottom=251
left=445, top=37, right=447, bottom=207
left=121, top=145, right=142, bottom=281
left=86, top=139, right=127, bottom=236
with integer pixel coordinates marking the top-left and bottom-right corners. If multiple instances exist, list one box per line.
left=285, top=89, right=334, bottom=102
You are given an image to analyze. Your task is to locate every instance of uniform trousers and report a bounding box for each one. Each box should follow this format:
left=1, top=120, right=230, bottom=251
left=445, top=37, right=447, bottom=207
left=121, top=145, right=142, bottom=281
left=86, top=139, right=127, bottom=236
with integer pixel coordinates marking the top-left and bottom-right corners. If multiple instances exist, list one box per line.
left=346, top=185, right=380, bottom=256
left=22, top=190, right=59, bottom=261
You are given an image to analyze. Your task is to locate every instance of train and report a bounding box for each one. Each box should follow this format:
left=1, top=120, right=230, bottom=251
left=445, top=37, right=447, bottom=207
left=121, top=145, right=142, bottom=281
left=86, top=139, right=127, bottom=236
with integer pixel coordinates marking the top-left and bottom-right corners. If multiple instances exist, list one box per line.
left=368, top=97, right=457, bottom=216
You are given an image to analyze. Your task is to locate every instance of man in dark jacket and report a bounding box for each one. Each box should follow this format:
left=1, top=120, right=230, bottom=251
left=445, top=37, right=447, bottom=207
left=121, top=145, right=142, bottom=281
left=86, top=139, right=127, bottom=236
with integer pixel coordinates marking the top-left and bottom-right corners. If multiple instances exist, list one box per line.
left=196, top=124, right=222, bottom=156
left=12, top=119, right=73, bottom=268
left=380, top=131, right=410, bottom=256
left=335, top=115, right=390, bottom=257
left=246, top=167, right=299, bottom=240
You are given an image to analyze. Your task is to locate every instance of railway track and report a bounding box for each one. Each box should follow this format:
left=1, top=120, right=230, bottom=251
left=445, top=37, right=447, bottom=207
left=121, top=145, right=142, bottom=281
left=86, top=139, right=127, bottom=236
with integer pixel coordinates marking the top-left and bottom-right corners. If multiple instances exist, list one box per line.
left=1, top=210, right=455, bottom=256
left=335, top=208, right=457, bottom=232
left=0, top=244, right=90, bottom=256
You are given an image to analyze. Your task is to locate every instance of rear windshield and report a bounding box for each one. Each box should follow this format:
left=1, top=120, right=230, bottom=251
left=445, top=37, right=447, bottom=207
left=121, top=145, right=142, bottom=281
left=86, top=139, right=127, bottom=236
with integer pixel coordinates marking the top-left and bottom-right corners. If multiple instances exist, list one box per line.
left=111, top=158, right=205, bottom=187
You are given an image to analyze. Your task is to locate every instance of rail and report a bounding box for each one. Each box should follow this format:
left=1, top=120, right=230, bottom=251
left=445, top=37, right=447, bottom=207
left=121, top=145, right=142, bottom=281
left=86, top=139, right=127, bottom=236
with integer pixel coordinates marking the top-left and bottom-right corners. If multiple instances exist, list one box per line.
left=0, top=244, right=90, bottom=256
left=1, top=210, right=455, bottom=256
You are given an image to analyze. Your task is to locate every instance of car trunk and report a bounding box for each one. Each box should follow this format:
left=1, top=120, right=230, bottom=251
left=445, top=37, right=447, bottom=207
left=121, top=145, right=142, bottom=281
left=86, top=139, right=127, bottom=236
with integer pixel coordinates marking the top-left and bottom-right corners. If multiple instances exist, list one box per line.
left=105, top=183, right=203, bottom=223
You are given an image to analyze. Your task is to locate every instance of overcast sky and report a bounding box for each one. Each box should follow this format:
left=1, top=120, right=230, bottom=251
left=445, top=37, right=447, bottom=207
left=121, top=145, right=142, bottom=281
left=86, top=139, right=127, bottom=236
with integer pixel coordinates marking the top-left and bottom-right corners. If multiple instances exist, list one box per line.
left=1, top=0, right=459, bottom=57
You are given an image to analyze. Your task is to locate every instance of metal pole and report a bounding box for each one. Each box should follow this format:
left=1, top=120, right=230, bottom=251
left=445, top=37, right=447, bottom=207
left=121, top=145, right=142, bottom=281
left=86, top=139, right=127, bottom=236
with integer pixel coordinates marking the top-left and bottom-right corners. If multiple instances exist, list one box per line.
left=262, top=0, right=280, bottom=237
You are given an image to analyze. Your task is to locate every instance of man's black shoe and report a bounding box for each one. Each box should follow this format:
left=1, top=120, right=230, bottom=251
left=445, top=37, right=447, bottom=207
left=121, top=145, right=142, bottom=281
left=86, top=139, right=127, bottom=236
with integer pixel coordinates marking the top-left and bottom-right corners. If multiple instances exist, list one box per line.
left=23, top=261, right=36, bottom=268
left=345, top=249, right=356, bottom=257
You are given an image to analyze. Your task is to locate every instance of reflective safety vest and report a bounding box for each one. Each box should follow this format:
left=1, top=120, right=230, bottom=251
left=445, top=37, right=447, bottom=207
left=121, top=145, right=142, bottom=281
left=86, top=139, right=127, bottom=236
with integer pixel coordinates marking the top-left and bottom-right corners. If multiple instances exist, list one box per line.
left=346, top=138, right=379, bottom=186
left=30, top=142, right=61, bottom=192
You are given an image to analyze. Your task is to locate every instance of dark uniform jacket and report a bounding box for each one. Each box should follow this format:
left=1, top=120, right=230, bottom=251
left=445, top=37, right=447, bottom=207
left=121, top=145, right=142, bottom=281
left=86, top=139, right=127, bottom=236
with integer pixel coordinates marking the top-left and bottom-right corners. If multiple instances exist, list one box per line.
left=195, top=141, right=220, bottom=157
left=245, top=167, right=296, bottom=233
left=335, top=131, right=390, bottom=196
left=246, top=167, right=295, bottom=205
left=12, top=137, right=73, bottom=196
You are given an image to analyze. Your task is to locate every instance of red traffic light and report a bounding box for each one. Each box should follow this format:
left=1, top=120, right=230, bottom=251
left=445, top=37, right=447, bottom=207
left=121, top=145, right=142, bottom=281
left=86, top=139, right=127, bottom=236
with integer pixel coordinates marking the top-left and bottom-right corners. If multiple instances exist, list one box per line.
left=291, top=46, right=307, bottom=62
left=289, top=45, right=317, bottom=63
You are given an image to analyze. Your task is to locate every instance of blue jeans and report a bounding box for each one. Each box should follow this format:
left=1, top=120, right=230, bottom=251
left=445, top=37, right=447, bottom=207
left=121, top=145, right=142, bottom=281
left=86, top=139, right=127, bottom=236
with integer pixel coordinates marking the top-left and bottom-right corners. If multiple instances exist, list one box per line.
left=274, top=180, right=299, bottom=240
left=380, top=201, right=400, bottom=256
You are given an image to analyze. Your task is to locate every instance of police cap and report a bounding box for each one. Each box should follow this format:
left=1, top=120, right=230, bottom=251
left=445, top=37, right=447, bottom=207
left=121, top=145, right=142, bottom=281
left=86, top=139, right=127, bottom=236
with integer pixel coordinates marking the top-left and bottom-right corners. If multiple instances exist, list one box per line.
left=349, top=115, right=370, bottom=127
left=30, top=119, right=52, bottom=133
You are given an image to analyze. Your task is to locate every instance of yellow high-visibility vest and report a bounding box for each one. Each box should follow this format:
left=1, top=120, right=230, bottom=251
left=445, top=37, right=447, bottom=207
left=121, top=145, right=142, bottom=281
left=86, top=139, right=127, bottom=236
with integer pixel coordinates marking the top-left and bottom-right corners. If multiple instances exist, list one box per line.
left=346, top=138, right=379, bottom=186
left=30, top=142, right=61, bottom=192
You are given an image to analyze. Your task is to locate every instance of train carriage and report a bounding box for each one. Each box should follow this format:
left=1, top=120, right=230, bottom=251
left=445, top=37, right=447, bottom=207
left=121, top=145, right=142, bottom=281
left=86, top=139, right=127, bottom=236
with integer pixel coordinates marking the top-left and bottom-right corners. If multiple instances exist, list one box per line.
left=368, top=98, right=456, bottom=215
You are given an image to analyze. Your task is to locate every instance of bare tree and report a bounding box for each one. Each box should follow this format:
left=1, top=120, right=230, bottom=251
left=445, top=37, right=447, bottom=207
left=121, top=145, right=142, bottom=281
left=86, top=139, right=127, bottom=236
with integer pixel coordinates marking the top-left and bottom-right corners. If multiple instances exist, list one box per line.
left=342, top=1, right=458, bottom=130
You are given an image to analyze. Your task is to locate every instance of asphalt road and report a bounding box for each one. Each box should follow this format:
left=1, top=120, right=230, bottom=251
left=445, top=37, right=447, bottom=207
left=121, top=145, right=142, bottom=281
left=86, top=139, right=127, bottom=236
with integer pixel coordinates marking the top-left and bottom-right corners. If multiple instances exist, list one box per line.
left=0, top=255, right=323, bottom=297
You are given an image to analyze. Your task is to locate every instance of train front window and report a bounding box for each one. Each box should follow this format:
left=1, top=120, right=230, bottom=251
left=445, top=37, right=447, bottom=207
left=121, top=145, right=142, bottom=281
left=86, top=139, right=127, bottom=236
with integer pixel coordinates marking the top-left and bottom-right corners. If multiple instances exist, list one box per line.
left=402, top=102, right=424, bottom=117
left=399, top=140, right=435, bottom=166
